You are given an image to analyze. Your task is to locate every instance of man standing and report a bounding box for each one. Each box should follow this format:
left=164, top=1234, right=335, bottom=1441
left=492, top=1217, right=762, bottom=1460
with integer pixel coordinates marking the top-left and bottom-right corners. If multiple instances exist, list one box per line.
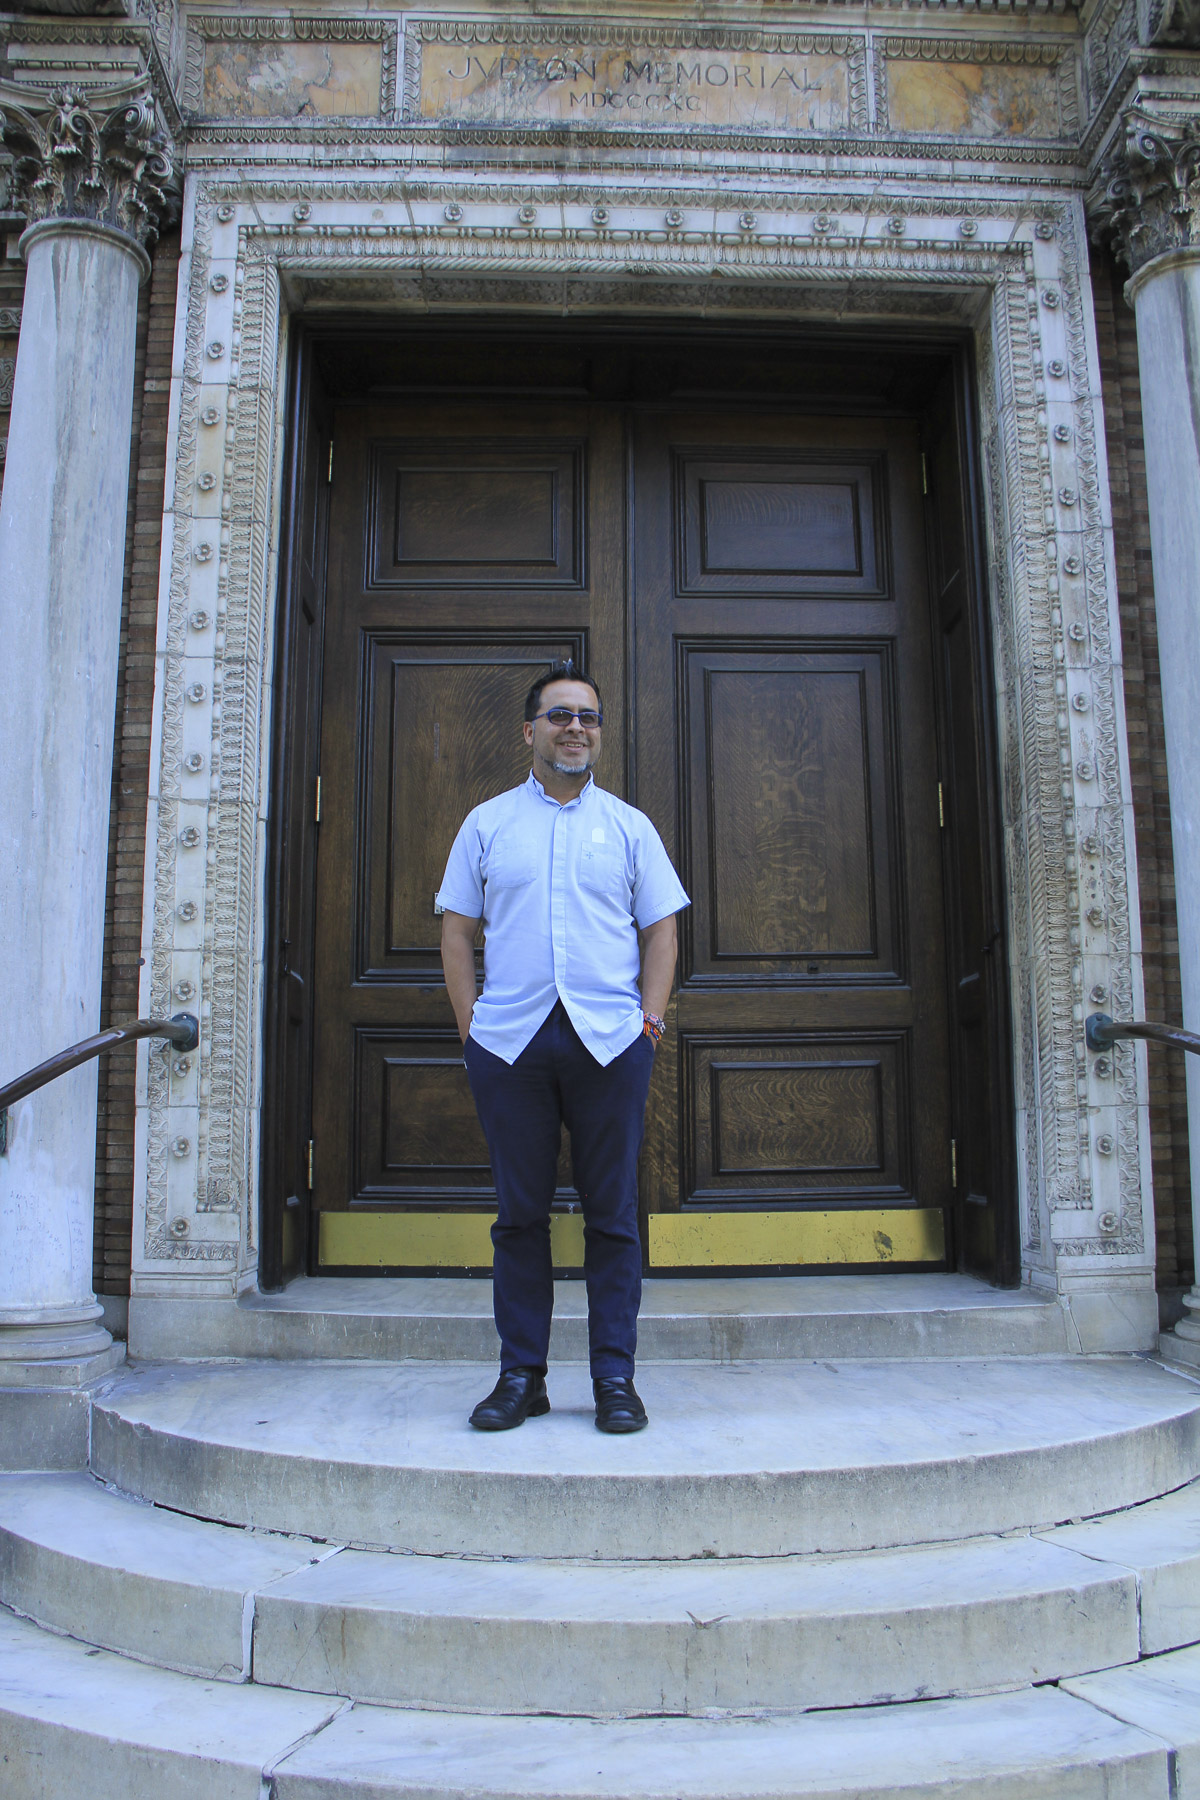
left=438, top=662, right=689, bottom=1434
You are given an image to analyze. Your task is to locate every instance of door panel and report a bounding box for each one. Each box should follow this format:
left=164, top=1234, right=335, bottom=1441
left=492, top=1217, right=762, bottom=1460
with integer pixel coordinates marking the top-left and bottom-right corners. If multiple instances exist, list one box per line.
left=353, top=1027, right=492, bottom=1203
left=677, top=453, right=885, bottom=595
left=635, top=409, right=951, bottom=1264
left=684, top=648, right=896, bottom=977
left=360, top=641, right=551, bottom=980
left=311, top=401, right=623, bottom=1260
left=682, top=1033, right=909, bottom=1201
left=368, top=441, right=585, bottom=588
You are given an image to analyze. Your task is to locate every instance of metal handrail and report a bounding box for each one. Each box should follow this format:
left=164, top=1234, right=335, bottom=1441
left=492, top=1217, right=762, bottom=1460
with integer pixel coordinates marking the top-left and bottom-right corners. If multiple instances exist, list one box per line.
left=0, top=1015, right=199, bottom=1153
left=1086, top=1013, right=1200, bottom=1056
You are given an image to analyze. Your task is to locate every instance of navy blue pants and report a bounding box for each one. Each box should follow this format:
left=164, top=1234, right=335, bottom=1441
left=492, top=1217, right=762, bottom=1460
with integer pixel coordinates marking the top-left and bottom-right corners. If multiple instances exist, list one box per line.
left=464, top=1003, right=654, bottom=1378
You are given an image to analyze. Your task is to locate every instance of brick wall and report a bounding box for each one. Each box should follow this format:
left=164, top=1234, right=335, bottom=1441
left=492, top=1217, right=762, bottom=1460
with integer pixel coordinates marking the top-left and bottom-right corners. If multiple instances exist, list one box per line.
left=1090, top=243, right=1195, bottom=1296
left=93, top=232, right=181, bottom=1297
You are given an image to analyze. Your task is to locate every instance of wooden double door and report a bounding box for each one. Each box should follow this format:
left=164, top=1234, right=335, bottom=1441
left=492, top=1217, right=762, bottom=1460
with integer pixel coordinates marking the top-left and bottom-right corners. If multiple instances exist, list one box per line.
left=266, top=354, right=1013, bottom=1280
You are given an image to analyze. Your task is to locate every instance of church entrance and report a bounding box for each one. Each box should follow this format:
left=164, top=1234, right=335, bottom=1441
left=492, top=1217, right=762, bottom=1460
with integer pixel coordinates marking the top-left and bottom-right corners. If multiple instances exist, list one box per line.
left=261, top=325, right=1015, bottom=1286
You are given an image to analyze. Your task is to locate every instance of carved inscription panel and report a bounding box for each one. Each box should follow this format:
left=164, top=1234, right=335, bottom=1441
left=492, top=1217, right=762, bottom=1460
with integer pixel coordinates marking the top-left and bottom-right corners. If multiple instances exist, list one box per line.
left=410, top=30, right=856, bottom=131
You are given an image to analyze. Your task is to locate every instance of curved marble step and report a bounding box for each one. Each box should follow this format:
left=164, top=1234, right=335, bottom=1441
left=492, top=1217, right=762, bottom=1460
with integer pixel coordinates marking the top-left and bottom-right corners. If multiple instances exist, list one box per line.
left=90, top=1355, right=1200, bottom=1559
left=9, top=1470, right=1199, bottom=1712
left=1, top=1605, right=1195, bottom=1800
left=133, top=1273, right=1074, bottom=1364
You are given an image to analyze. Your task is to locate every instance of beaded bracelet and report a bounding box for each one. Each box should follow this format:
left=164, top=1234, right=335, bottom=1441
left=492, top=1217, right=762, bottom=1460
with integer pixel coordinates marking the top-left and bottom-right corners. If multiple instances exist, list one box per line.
left=642, top=1011, right=666, bottom=1044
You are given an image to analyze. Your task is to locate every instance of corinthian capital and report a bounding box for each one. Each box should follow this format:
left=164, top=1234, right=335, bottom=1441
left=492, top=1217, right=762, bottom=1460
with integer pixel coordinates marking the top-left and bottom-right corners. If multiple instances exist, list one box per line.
left=0, top=78, right=179, bottom=254
left=1090, top=106, right=1200, bottom=277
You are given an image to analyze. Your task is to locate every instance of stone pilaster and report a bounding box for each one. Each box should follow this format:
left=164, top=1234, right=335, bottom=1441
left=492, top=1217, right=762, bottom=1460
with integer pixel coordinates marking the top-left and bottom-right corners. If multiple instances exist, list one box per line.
left=1092, top=105, right=1200, bottom=1366
left=0, top=76, right=177, bottom=1381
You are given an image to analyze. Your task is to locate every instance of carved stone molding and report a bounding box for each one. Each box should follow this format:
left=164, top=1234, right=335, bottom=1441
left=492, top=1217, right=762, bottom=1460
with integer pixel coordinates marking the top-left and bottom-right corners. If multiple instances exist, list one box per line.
left=0, top=76, right=179, bottom=252
left=1138, top=0, right=1200, bottom=47
left=131, top=180, right=1150, bottom=1296
left=1090, top=104, right=1200, bottom=274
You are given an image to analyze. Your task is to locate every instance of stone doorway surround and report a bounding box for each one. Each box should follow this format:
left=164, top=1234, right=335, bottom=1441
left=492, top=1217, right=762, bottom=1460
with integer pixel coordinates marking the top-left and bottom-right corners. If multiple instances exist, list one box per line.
left=129, top=169, right=1156, bottom=1352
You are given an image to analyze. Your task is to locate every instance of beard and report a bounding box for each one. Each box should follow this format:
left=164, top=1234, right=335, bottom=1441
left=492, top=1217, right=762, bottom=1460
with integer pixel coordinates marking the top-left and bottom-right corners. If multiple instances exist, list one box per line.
left=550, top=755, right=595, bottom=778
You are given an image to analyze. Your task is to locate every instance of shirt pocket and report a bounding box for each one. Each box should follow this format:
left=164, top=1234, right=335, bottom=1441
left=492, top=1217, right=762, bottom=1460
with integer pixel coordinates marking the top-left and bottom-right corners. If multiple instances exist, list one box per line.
left=579, top=839, right=627, bottom=897
left=486, top=833, right=537, bottom=890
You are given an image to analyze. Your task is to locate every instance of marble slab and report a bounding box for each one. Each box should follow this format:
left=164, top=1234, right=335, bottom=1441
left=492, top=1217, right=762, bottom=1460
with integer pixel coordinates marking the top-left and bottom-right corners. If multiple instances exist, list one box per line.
left=202, top=40, right=384, bottom=119
left=883, top=55, right=1063, bottom=138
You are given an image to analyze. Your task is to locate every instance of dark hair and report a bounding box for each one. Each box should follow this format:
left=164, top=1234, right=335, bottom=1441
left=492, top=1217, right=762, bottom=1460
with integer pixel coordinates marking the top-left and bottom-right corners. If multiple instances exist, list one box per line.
left=524, top=660, right=602, bottom=722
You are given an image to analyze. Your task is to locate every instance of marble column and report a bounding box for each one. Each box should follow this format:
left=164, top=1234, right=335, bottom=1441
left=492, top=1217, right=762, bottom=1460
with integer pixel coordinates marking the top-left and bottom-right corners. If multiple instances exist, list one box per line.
left=1098, top=108, right=1200, bottom=1367
left=0, top=82, right=176, bottom=1378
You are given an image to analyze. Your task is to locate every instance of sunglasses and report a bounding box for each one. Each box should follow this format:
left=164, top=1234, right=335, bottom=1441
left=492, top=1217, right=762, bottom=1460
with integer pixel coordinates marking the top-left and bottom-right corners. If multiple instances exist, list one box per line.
left=531, top=707, right=603, bottom=728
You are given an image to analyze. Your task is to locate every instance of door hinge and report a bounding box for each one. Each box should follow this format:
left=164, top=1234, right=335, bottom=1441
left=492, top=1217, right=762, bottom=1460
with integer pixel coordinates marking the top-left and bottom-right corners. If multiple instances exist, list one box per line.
left=938, top=781, right=945, bottom=828
left=314, top=774, right=322, bottom=824
left=327, top=440, right=334, bottom=484
left=307, top=1139, right=314, bottom=1191
left=921, top=452, right=929, bottom=496
left=950, top=1138, right=958, bottom=1187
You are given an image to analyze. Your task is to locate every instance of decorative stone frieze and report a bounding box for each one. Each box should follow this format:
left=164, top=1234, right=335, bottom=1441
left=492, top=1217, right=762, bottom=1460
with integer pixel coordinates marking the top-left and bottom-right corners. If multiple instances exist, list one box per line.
left=1090, top=105, right=1200, bottom=273
left=0, top=76, right=178, bottom=253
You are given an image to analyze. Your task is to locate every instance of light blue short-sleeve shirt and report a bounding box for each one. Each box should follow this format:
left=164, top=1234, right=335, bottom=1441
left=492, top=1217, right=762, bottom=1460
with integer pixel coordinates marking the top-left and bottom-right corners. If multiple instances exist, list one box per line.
left=436, top=773, right=690, bottom=1066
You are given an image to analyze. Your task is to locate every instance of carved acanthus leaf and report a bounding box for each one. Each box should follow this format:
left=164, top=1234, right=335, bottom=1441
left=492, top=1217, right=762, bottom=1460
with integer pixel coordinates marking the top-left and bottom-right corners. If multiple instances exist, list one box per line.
left=1138, top=0, right=1200, bottom=47
left=0, top=77, right=179, bottom=249
left=1090, top=105, right=1200, bottom=273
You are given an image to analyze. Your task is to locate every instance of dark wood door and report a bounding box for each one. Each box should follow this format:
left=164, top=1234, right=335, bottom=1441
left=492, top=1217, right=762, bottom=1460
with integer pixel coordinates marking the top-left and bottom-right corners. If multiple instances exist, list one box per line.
left=310, top=399, right=626, bottom=1270
left=304, top=384, right=957, bottom=1274
left=923, top=369, right=1017, bottom=1282
left=260, top=354, right=331, bottom=1289
left=633, top=410, right=952, bottom=1270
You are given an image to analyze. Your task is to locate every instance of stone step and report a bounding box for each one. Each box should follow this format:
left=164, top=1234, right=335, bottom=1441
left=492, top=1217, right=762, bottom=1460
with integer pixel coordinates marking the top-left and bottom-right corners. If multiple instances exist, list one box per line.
left=90, top=1354, right=1200, bottom=1558
left=0, top=1606, right=344, bottom=1800
left=7, top=1470, right=1198, bottom=1712
left=0, top=1605, right=1183, bottom=1800
left=131, top=1272, right=1075, bottom=1363
left=1063, top=1642, right=1200, bottom=1781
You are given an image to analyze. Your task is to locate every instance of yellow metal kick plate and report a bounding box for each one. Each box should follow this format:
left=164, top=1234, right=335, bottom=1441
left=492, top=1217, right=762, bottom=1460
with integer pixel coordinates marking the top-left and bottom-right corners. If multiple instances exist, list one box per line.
left=319, top=1211, right=584, bottom=1269
left=320, top=1208, right=944, bottom=1270
left=647, top=1208, right=945, bottom=1268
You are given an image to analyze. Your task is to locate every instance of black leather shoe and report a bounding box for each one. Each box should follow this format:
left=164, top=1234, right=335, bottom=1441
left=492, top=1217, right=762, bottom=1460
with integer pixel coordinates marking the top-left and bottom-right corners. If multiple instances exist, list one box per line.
left=593, top=1376, right=648, bottom=1433
left=469, top=1368, right=550, bottom=1431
